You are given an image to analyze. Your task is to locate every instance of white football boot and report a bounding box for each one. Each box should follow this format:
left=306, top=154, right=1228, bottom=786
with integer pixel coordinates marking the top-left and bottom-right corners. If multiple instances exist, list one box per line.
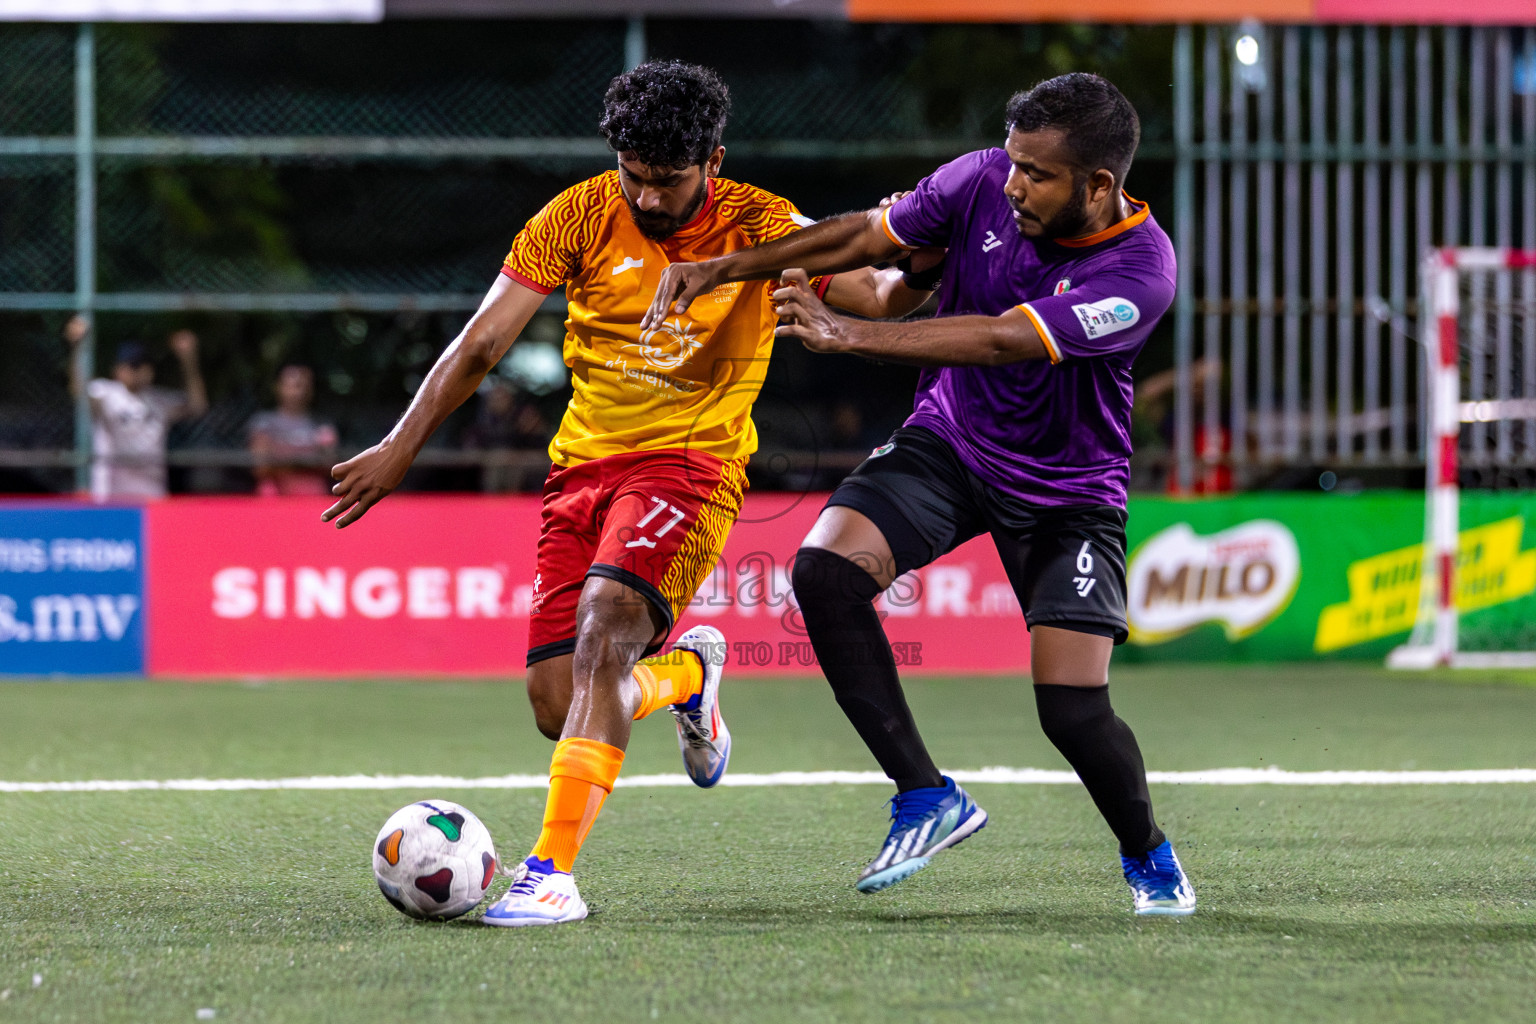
left=480, top=856, right=588, bottom=928
left=668, top=625, right=732, bottom=787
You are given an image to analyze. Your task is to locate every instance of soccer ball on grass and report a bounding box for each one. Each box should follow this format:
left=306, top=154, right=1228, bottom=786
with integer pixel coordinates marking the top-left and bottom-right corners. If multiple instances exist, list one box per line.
left=372, top=799, right=500, bottom=920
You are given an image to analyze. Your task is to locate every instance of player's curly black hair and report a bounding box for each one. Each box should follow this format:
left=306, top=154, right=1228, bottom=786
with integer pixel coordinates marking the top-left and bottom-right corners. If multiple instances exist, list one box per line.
left=1005, top=73, right=1140, bottom=186
left=598, top=60, right=731, bottom=168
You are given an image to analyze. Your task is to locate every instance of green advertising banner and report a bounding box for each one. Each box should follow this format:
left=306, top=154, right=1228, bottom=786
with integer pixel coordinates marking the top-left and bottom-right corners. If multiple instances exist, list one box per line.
left=1118, top=492, right=1536, bottom=662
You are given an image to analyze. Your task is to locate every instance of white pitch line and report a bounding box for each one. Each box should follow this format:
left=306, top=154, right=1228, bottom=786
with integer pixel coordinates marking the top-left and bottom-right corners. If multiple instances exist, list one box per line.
left=1, top=766, right=1535, bottom=794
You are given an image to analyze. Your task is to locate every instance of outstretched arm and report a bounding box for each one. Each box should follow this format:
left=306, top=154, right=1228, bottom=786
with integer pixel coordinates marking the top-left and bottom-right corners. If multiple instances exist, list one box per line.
left=773, top=274, right=1049, bottom=367
left=167, top=330, right=209, bottom=420
left=643, top=209, right=904, bottom=330
left=322, top=275, right=545, bottom=527
left=62, top=316, right=92, bottom=405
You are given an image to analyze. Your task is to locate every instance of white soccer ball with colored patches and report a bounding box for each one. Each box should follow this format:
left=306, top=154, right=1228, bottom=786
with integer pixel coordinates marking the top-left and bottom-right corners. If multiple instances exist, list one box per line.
left=372, top=800, right=500, bottom=921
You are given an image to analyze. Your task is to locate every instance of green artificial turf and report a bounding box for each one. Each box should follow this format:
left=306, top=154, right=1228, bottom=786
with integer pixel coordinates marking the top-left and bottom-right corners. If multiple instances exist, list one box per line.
left=1, top=666, right=1534, bottom=1023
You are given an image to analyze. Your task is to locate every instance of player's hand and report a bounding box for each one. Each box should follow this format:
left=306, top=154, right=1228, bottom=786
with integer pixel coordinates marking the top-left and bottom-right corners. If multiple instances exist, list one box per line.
left=773, top=271, right=853, bottom=355
left=643, top=260, right=723, bottom=330
left=322, top=443, right=412, bottom=528
left=168, top=329, right=198, bottom=361
left=877, top=191, right=912, bottom=209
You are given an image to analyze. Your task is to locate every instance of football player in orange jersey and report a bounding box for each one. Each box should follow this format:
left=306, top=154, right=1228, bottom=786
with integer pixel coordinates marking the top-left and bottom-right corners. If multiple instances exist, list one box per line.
left=323, top=60, right=937, bottom=927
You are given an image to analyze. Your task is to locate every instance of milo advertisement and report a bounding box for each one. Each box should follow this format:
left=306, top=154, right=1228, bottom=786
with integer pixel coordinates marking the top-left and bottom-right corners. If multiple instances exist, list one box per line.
left=1118, top=493, right=1536, bottom=661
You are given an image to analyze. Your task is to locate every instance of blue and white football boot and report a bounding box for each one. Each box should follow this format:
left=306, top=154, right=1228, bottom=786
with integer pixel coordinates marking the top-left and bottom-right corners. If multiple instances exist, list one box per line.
left=856, top=776, right=988, bottom=893
left=480, top=856, right=588, bottom=928
left=1121, top=840, right=1197, bottom=916
left=668, top=625, right=731, bottom=788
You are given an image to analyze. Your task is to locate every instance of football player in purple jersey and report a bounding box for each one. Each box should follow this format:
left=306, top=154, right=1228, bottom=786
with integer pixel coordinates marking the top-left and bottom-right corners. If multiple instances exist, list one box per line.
left=645, top=73, right=1195, bottom=915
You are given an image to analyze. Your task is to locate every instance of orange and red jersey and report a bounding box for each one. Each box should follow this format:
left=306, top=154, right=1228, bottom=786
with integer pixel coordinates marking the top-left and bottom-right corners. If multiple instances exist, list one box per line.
left=502, top=171, right=828, bottom=467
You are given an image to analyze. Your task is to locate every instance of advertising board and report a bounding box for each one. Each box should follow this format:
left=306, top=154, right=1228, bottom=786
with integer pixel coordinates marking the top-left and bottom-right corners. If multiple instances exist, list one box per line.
left=844, top=0, right=1532, bottom=23
left=0, top=504, right=145, bottom=676
left=145, top=494, right=1032, bottom=678
left=1120, top=493, right=1536, bottom=661
left=7, top=492, right=1528, bottom=677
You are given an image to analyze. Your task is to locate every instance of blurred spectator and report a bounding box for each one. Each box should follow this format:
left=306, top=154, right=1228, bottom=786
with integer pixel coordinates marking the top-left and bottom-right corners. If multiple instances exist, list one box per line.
left=804, top=399, right=888, bottom=490
left=248, top=364, right=339, bottom=496
left=826, top=398, right=887, bottom=454
left=461, top=378, right=549, bottom=491
left=1133, top=357, right=1232, bottom=494
left=65, top=317, right=208, bottom=502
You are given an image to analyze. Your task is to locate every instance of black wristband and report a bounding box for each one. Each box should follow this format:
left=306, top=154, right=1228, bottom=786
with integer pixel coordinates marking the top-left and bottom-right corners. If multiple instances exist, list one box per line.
left=896, top=253, right=944, bottom=292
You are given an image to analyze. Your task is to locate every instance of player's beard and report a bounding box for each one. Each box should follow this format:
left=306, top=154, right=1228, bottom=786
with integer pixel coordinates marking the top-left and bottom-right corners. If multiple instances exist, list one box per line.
left=626, top=176, right=709, bottom=242
left=1014, top=181, right=1093, bottom=241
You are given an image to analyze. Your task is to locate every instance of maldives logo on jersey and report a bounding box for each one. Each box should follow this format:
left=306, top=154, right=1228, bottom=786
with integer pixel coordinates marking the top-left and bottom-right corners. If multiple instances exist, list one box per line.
left=635, top=316, right=705, bottom=371
left=1071, top=297, right=1140, bottom=339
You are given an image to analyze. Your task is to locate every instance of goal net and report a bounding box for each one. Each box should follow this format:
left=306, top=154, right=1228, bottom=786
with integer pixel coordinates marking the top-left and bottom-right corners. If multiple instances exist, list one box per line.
left=1389, top=248, right=1536, bottom=669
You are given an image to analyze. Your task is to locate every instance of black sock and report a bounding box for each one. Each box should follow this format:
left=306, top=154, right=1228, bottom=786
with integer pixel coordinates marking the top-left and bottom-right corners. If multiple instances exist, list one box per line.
left=791, top=547, right=943, bottom=792
left=1034, top=683, right=1165, bottom=856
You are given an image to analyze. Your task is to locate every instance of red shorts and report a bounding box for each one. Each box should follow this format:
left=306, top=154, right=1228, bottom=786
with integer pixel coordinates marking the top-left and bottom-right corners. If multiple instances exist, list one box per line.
left=526, top=448, right=748, bottom=666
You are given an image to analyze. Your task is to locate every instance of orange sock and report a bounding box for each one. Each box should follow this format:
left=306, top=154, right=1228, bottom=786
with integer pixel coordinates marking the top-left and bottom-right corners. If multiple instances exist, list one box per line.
left=528, top=737, right=625, bottom=873
left=631, top=650, right=705, bottom=721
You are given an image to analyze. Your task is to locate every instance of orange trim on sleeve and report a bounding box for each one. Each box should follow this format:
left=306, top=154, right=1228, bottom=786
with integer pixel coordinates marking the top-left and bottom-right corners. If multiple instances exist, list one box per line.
left=880, top=208, right=915, bottom=251
left=1018, top=303, right=1061, bottom=364
left=500, top=265, right=555, bottom=295
left=1055, top=193, right=1151, bottom=249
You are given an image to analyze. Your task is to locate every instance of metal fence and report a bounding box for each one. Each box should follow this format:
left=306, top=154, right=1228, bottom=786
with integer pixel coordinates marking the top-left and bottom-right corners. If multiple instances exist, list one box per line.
left=1, top=18, right=1175, bottom=495
left=1171, top=23, right=1536, bottom=491
left=6, top=20, right=1534, bottom=495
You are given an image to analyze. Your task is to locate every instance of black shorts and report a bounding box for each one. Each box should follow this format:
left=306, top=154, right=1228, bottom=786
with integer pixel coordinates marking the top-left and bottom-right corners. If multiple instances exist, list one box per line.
left=826, top=426, right=1129, bottom=644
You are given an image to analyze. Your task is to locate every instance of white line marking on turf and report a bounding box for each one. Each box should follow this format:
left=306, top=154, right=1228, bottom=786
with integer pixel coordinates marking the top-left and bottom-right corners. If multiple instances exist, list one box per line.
left=1, top=766, right=1535, bottom=793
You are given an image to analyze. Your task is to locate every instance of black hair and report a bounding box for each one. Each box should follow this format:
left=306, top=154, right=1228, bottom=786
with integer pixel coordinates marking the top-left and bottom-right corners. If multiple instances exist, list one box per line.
left=1004, top=73, right=1140, bottom=186
left=115, top=341, right=151, bottom=367
left=598, top=60, right=731, bottom=168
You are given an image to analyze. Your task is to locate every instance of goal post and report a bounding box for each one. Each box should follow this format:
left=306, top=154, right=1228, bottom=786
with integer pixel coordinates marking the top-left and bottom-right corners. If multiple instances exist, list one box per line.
left=1388, top=247, right=1536, bottom=670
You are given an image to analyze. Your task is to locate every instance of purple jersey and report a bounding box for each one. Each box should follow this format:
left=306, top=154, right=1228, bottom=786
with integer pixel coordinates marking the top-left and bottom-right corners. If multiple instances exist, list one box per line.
left=882, top=147, right=1176, bottom=508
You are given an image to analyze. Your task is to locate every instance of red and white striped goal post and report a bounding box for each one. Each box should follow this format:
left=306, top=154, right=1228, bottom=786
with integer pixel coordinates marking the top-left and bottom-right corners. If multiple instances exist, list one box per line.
left=1390, top=248, right=1536, bottom=669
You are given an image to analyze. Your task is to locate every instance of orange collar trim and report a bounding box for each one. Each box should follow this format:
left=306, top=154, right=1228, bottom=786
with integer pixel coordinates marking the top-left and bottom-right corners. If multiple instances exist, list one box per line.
left=1054, top=192, right=1149, bottom=249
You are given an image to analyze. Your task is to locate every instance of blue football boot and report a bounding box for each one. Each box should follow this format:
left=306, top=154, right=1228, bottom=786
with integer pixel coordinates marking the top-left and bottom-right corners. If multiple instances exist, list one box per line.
left=856, top=777, right=988, bottom=893
left=1121, top=839, right=1197, bottom=916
